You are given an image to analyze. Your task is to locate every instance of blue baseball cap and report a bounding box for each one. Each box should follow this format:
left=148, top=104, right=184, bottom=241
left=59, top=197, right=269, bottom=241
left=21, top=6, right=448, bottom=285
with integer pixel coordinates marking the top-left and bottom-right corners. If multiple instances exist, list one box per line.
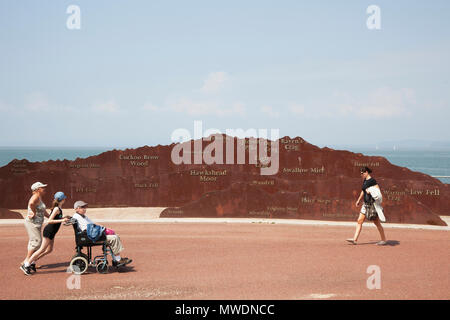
left=54, top=191, right=67, bottom=202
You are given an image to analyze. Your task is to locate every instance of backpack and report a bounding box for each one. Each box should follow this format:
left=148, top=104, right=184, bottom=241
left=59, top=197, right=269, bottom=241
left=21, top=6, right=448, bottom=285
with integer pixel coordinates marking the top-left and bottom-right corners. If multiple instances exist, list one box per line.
left=86, top=223, right=106, bottom=242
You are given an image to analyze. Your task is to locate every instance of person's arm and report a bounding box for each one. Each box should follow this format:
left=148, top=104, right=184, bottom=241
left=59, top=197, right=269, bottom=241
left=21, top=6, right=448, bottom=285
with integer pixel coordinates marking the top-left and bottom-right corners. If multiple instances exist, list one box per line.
left=72, top=214, right=86, bottom=231
left=356, top=190, right=364, bottom=206
left=43, top=209, right=51, bottom=219
left=27, top=195, right=39, bottom=219
left=46, top=208, right=69, bottom=224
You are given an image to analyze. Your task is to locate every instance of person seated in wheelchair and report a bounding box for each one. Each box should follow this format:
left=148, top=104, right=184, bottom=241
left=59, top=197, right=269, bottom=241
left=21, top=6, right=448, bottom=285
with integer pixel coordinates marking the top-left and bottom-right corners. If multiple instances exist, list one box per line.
left=72, top=200, right=132, bottom=267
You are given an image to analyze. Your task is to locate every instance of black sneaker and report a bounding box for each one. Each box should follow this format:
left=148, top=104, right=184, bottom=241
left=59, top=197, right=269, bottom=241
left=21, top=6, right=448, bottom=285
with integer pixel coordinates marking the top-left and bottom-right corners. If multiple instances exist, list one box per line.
left=20, top=264, right=32, bottom=276
left=112, top=258, right=132, bottom=267
left=30, top=263, right=37, bottom=273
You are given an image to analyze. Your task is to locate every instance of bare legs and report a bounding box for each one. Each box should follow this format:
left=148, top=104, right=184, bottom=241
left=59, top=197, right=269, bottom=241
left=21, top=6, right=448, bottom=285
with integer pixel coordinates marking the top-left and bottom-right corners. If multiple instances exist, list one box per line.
left=351, top=214, right=386, bottom=243
left=353, top=213, right=365, bottom=242
left=26, top=237, right=54, bottom=265
left=373, top=217, right=387, bottom=241
left=24, top=248, right=37, bottom=265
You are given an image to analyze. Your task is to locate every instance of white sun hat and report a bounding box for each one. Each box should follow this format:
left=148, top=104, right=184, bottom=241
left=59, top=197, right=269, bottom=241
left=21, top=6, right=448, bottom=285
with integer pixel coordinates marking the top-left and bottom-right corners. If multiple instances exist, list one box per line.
left=31, top=182, right=48, bottom=191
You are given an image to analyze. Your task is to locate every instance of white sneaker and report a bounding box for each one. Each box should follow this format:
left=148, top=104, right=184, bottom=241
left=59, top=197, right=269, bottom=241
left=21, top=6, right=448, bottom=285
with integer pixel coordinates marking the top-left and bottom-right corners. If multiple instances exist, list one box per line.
left=376, top=241, right=387, bottom=246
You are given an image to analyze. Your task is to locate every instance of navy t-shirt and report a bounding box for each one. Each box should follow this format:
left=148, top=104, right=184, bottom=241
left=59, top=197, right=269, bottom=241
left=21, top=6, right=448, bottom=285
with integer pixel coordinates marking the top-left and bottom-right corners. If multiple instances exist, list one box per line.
left=362, top=178, right=377, bottom=203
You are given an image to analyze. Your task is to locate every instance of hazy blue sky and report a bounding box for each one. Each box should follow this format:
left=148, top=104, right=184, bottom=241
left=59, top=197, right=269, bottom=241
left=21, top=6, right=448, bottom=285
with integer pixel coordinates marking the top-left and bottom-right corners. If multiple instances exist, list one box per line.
left=1, top=0, right=449, bottom=147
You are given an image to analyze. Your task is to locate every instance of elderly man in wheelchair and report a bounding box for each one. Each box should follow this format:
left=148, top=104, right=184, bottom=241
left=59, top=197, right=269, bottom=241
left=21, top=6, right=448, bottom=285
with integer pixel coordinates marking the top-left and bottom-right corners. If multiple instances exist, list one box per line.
left=67, top=200, right=132, bottom=274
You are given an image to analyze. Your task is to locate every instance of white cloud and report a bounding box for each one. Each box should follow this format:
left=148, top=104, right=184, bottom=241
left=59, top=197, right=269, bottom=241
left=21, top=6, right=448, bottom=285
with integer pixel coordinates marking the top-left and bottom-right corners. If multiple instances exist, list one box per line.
left=142, top=102, right=161, bottom=112
left=168, top=97, right=245, bottom=117
left=228, top=102, right=246, bottom=117
left=5, top=92, right=76, bottom=114
left=200, top=71, right=228, bottom=94
left=170, top=98, right=210, bottom=115
left=0, top=100, right=14, bottom=112
left=25, top=92, right=50, bottom=112
left=92, top=100, right=120, bottom=113
left=289, top=104, right=305, bottom=115
left=260, top=105, right=279, bottom=118
left=337, top=87, right=416, bottom=118
left=284, top=87, right=415, bottom=119
left=140, top=71, right=244, bottom=117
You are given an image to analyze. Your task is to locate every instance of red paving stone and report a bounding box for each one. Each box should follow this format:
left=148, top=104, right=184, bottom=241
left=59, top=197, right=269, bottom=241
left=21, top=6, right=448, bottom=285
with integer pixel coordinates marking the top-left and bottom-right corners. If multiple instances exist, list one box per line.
left=1, top=222, right=449, bottom=300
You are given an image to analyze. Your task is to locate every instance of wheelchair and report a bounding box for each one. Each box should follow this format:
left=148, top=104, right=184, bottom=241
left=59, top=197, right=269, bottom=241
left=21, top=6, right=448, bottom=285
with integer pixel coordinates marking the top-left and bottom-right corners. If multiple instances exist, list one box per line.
left=68, top=220, right=117, bottom=275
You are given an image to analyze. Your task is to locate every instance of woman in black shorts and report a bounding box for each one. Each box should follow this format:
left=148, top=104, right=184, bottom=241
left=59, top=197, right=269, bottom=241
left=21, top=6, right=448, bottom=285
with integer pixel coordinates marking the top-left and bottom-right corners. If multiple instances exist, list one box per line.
left=23, top=192, right=70, bottom=272
left=346, top=167, right=387, bottom=245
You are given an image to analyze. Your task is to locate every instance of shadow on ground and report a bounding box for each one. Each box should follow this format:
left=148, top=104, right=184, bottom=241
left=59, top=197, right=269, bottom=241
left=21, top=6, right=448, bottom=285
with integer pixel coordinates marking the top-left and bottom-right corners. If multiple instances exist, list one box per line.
left=38, top=262, right=70, bottom=269
left=350, top=240, right=400, bottom=246
left=35, top=262, right=136, bottom=275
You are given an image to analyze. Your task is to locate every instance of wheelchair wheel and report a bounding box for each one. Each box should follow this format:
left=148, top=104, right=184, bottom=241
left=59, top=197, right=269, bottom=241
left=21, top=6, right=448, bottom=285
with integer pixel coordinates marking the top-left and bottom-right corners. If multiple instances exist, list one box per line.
left=70, top=256, right=89, bottom=275
left=96, top=261, right=108, bottom=274
left=72, top=252, right=88, bottom=261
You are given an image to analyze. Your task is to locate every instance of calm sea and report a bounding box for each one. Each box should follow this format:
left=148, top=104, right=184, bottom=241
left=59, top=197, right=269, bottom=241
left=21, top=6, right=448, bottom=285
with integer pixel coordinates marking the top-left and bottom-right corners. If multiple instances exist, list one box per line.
left=350, top=149, right=450, bottom=184
left=0, top=147, right=449, bottom=184
left=0, top=147, right=110, bottom=166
